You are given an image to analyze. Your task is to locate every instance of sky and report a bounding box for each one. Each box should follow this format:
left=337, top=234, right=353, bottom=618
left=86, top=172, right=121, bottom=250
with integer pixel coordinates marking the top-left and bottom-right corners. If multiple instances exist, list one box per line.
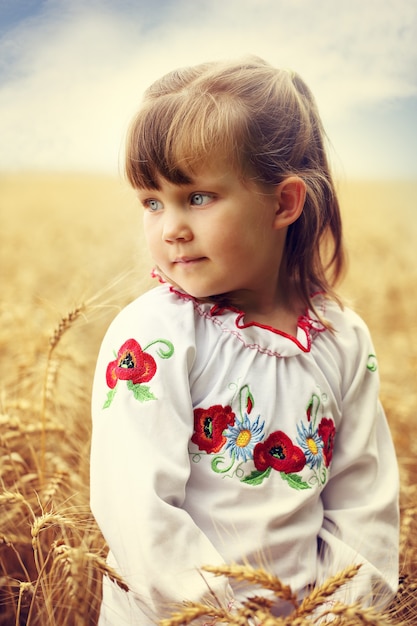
left=0, top=0, right=416, bottom=180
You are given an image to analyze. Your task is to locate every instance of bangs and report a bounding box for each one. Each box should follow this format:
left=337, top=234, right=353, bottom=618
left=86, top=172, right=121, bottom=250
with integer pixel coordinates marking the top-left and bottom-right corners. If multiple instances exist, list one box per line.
left=125, top=88, right=248, bottom=189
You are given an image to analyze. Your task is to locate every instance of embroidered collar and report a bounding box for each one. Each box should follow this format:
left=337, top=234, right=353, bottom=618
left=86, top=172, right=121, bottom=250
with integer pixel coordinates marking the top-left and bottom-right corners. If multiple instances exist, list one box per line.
left=151, top=269, right=327, bottom=356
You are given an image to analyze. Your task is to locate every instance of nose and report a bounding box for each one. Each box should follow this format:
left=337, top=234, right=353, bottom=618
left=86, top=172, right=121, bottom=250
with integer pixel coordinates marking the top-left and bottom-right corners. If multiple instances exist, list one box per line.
left=162, top=208, right=193, bottom=243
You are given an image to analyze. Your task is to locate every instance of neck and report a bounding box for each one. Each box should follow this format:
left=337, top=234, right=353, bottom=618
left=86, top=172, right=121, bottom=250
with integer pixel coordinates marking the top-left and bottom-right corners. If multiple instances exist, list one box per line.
left=234, top=279, right=304, bottom=336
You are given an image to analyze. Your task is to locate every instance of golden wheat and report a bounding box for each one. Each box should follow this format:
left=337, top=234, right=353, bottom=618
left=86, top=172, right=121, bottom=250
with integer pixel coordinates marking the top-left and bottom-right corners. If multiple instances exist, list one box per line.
left=204, top=563, right=298, bottom=607
left=0, top=174, right=416, bottom=625
left=294, top=564, right=362, bottom=618
left=160, top=563, right=403, bottom=626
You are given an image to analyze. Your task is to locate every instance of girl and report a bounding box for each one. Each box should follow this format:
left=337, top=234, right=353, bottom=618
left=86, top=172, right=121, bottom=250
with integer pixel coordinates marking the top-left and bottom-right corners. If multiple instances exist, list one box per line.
left=90, top=57, right=399, bottom=624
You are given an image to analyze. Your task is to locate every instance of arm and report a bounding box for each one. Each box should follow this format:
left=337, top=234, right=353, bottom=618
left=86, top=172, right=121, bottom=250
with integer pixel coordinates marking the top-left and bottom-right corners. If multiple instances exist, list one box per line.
left=318, top=324, right=399, bottom=609
left=90, top=298, right=233, bottom=621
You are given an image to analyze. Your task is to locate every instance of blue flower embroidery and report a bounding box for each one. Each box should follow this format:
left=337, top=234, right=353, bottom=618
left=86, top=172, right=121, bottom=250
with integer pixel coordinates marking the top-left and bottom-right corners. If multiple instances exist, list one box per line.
left=190, top=386, right=335, bottom=490
left=224, top=414, right=265, bottom=462
left=296, top=421, right=324, bottom=469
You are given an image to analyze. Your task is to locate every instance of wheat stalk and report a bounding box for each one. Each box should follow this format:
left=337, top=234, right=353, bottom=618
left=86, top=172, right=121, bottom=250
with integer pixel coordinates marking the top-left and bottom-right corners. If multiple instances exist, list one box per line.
left=48, top=306, right=84, bottom=352
left=0, top=534, right=32, bottom=583
left=293, top=563, right=362, bottom=619
left=31, top=511, right=78, bottom=575
left=161, top=563, right=406, bottom=626
left=39, top=304, right=85, bottom=485
left=318, top=600, right=396, bottom=625
left=203, top=563, right=298, bottom=607
left=159, top=602, right=229, bottom=626
left=51, top=541, right=130, bottom=592
left=40, top=469, right=70, bottom=507
left=16, top=581, right=35, bottom=626
left=0, top=490, right=27, bottom=506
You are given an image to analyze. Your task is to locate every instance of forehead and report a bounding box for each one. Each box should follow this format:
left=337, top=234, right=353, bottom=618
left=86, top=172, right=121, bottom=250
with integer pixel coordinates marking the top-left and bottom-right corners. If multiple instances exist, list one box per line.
left=131, top=145, right=247, bottom=191
left=136, top=161, right=238, bottom=191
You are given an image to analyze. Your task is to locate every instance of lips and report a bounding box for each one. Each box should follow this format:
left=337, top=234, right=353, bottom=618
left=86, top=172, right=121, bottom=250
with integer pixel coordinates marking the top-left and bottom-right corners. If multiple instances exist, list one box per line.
left=173, top=257, right=205, bottom=264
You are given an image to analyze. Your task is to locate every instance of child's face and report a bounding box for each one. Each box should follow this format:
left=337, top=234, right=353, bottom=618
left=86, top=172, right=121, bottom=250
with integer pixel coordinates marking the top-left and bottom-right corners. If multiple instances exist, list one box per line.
left=137, top=163, right=287, bottom=311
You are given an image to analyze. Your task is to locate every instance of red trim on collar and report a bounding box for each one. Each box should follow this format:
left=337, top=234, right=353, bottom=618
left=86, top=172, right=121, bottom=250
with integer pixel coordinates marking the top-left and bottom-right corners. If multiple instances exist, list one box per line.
left=234, top=310, right=326, bottom=352
left=151, top=269, right=327, bottom=348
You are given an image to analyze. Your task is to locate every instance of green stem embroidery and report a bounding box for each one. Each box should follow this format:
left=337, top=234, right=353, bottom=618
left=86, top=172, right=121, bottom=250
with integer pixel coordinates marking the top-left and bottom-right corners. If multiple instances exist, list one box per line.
left=238, top=384, right=254, bottom=421
left=212, top=453, right=236, bottom=474
left=307, top=393, right=321, bottom=427
left=233, top=463, right=246, bottom=479
left=307, top=467, right=326, bottom=487
left=143, top=338, right=174, bottom=359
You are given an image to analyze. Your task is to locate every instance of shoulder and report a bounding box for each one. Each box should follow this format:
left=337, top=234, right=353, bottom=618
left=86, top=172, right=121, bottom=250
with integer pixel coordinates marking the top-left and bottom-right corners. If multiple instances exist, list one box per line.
left=313, top=297, right=378, bottom=392
left=93, top=285, right=200, bottom=405
left=321, top=297, right=373, bottom=347
left=95, top=284, right=202, bottom=369
left=106, top=284, right=197, bottom=335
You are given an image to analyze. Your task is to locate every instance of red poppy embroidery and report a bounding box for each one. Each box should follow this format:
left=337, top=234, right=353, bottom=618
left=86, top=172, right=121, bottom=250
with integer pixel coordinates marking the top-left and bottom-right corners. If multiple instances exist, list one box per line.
left=253, top=431, right=306, bottom=474
left=189, top=387, right=335, bottom=490
left=192, top=405, right=235, bottom=454
left=246, top=393, right=254, bottom=414
left=318, top=417, right=336, bottom=467
left=106, top=339, right=157, bottom=389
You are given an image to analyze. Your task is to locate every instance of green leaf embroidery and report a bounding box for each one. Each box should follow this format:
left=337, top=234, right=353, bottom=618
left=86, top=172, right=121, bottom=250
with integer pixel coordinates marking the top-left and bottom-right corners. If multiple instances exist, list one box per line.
left=127, top=380, right=156, bottom=402
left=280, top=472, right=311, bottom=490
left=103, top=388, right=117, bottom=409
left=241, top=467, right=271, bottom=485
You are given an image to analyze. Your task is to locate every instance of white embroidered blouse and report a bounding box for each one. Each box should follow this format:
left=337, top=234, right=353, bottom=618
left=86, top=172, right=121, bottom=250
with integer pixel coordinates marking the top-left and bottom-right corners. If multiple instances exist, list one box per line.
left=90, top=282, right=399, bottom=625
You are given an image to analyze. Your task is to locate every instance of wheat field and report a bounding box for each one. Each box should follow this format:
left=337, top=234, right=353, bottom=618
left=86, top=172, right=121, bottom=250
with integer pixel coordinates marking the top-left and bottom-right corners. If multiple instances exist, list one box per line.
left=0, top=173, right=416, bottom=625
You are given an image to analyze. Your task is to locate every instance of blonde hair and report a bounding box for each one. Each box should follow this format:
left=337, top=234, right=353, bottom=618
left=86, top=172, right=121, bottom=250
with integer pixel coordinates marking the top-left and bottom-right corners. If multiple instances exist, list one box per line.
left=125, top=57, right=346, bottom=314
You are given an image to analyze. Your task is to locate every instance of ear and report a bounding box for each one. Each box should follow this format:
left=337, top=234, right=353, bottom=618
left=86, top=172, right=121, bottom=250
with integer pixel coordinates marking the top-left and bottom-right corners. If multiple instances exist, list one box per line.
left=273, top=176, right=306, bottom=229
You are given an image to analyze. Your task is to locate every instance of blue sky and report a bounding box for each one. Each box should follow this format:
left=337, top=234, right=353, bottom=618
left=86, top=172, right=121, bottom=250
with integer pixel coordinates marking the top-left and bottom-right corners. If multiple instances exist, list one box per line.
left=0, top=0, right=416, bottom=179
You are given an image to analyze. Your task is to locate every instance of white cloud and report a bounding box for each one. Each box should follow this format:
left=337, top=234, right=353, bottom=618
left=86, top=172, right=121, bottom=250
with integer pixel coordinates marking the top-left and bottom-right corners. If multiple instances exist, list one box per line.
left=0, top=0, right=416, bottom=176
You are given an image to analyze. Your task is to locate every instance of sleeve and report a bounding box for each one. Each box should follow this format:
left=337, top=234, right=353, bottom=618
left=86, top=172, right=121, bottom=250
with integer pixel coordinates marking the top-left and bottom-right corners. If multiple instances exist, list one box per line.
left=317, top=319, right=399, bottom=610
left=90, top=297, right=233, bottom=622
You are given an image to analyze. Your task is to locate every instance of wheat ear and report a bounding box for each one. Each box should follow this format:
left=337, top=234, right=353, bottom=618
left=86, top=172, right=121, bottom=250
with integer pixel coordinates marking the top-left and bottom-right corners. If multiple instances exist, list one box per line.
left=203, top=563, right=298, bottom=607
left=39, top=305, right=84, bottom=484
left=318, top=600, right=395, bottom=625
left=293, top=563, right=362, bottom=619
left=159, top=602, right=227, bottom=626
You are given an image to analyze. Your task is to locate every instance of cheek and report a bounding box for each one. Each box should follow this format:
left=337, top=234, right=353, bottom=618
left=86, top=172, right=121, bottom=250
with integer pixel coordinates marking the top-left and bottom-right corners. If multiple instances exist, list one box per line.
left=143, top=220, right=160, bottom=249
left=204, top=216, right=246, bottom=249
left=213, top=226, right=257, bottom=257
left=143, top=234, right=163, bottom=266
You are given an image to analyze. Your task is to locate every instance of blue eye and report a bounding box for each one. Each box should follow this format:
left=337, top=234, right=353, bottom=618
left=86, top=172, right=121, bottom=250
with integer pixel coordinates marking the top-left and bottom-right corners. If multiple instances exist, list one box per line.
left=144, top=198, right=163, bottom=212
left=190, top=193, right=213, bottom=206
